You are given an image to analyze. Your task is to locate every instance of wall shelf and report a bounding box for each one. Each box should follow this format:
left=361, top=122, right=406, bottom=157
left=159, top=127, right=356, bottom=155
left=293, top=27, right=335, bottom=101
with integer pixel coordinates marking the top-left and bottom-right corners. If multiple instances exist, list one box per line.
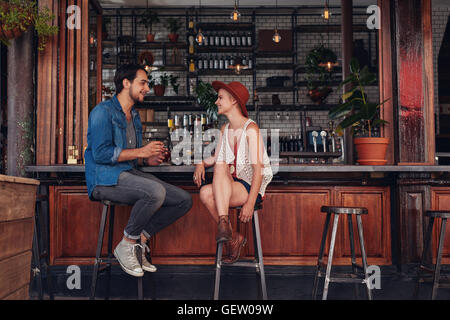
left=195, top=46, right=253, bottom=53
left=196, top=23, right=254, bottom=31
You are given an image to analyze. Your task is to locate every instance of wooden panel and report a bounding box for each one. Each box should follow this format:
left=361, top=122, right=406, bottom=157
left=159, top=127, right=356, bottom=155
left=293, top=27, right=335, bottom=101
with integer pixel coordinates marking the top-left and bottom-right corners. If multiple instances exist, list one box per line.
left=152, top=191, right=217, bottom=259
left=2, top=286, right=29, bottom=300
left=36, top=0, right=59, bottom=164
left=336, top=186, right=391, bottom=265
left=0, top=182, right=37, bottom=222
left=431, top=187, right=450, bottom=264
left=0, top=251, right=32, bottom=300
left=0, top=219, right=34, bottom=261
left=378, top=0, right=395, bottom=164
left=245, top=188, right=332, bottom=262
left=57, top=0, right=67, bottom=164
left=396, top=0, right=435, bottom=164
left=399, top=188, right=428, bottom=263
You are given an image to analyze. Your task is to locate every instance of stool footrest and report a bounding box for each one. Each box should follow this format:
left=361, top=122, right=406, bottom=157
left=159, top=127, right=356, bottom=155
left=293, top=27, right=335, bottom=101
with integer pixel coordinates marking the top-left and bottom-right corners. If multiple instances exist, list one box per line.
left=222, top=261, right=259, bottom=268
left=329, top=276, right=366, bottom=284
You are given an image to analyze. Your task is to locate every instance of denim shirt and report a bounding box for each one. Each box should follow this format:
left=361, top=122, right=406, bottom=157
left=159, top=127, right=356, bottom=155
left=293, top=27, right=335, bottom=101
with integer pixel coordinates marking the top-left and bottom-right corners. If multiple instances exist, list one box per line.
left=84, top=95, right=143, bottom=199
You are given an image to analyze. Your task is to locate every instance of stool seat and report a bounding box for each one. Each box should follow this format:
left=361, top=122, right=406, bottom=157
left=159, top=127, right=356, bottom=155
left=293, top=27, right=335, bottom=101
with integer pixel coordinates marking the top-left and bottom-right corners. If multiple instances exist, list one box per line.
left=321, top=206, right=368, bottom=215
left=232, top=202, right=263, bottom=211
left=426, top=210, right=450, bottom=218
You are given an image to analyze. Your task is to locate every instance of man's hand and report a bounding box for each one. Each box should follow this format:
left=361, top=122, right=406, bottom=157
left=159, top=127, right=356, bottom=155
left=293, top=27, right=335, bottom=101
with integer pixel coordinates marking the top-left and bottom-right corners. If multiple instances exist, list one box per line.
left=139, top=141, right=164, bottom=158
left=145, top=147, right=167, bottom=166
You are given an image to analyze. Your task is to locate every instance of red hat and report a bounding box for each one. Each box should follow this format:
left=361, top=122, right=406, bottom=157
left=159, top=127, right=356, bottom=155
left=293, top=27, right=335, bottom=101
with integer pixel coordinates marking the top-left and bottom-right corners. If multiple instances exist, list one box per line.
left=212, top=81, right=249, bottom=117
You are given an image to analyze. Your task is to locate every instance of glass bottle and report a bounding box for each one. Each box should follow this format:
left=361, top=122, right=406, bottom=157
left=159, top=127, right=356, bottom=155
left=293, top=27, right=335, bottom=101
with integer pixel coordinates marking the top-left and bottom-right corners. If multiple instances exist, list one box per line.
left=241, top=32, right=247, bottom=46
left=247, top=32, right=252, bottom=46
left=219, top=55, right=224, bottom=69
left=189, top=59, right=195, bottom=72
left=231, top=32, right=236, bottom=46
left=225, top=32, right=230, bottom=46
left=236, top=32, right=241, bottom=46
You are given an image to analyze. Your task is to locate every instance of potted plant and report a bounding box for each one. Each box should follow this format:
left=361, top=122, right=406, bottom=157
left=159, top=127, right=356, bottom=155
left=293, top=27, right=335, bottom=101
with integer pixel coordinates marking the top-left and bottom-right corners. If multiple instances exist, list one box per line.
left=305, top=44, right=337, bottom=104
left=0, top=0, right=58, bottom=51
left=166, top=17, right=182, bottom=42
left=139, top=9, right=159, bottom=42
left=169, top=74, right=180, bottom=95
left=194, top=81, right=218, bottom=125
left=149, top=73, right=169, bottom=96
left=328, top=58, right=390, bottom=165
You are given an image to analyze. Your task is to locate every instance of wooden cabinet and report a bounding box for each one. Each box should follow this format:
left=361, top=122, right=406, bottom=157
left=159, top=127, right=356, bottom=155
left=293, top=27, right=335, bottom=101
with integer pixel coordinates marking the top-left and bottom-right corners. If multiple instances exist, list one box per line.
left=431, top=187, right=450, bottom=264
left=49, top=184, right=391, bottom=266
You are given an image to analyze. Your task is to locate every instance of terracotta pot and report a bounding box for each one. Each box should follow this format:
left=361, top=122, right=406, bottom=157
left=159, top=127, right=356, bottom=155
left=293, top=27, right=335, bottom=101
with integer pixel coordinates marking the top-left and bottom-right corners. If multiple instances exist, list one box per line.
left=354, top=137, right=389, bottom=165
left=153, top=85, right=166, bottom=97
left=168, top=33, right=179, bottom=42
left=146, top=33, right=155, bottom=42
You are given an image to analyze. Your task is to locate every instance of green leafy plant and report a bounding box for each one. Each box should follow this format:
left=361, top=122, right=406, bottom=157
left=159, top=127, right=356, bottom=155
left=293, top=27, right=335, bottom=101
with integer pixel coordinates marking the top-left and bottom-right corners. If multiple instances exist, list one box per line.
left=0, top=0, right=58, bottom=51
left=328, top=57, right=389, bottom=137
left=139, top=9, right=159, bottom=34
left=148, top=73, right=170, bottom=87
left=194, top=81, right=218, bottom=122
left=305, top=44, right=337, bottom=91
left=169, top=74, right=180, bottom=95
left=166, top=17, right=182, bottom=34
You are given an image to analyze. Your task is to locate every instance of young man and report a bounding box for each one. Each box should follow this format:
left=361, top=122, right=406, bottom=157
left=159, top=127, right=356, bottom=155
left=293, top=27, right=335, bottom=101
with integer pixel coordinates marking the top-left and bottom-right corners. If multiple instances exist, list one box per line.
left=84, top=64, right=192, bottom=277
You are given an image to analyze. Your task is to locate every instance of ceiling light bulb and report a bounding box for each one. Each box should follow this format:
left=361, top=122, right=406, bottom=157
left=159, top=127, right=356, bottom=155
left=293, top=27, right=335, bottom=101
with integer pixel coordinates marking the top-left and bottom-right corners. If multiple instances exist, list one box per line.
left=272, top=29, right=282, bottom=43
left=322, top=5, right=331, bottom=20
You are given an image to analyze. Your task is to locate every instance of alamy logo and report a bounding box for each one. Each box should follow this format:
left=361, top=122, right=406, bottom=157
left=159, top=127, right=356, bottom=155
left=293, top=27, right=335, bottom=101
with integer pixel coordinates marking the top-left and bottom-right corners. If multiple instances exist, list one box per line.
left=367, top=265, right=381, bottom=289
left=66, top=5, right=81, bottom=30
left=366, top=5, right=381, bottom=30
left=66, top=265, right=81, bottom=290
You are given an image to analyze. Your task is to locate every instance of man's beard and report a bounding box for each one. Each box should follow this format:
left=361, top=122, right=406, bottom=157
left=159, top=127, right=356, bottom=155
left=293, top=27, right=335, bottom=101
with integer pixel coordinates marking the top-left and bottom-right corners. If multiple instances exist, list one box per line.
left=129, top=90, right=143, bottom=104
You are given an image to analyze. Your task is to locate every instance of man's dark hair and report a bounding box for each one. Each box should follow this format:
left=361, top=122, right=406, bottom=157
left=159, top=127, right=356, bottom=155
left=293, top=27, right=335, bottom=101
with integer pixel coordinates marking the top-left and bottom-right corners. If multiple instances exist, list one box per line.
left=114, top=64, right=147, bottom=94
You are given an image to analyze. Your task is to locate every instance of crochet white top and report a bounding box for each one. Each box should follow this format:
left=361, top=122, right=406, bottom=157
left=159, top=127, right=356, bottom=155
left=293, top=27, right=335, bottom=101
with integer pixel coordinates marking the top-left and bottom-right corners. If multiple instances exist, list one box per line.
left=216, top=119, right=273, bottom=196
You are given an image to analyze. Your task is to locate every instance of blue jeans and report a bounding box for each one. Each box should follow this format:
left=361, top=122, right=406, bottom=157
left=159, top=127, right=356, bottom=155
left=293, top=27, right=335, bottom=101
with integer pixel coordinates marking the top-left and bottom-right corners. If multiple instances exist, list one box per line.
left=92, top=168, right=192, bottom=240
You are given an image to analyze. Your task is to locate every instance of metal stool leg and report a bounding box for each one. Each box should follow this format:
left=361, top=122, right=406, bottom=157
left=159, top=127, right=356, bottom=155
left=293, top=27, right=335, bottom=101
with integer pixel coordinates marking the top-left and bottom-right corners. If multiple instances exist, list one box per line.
left=312, top=212, right=331, bottom=300
left=356, top=215, right=372, bottom=300
left=322, top=213, right=340, bottom=300
left=347, top=214, right=360, bottom=299
left=105, top=205, right=115, bottom=300
left=252, top=211, right=267, bottom=300
left=32, top=216, right=43, bottom=300
left=432, top=218, right=447, bottom=300
left=414, top=216, right=435, bottom=299
left=213, top=242, right=224, bottom=300
left=90, top=203, right=108, bottom=300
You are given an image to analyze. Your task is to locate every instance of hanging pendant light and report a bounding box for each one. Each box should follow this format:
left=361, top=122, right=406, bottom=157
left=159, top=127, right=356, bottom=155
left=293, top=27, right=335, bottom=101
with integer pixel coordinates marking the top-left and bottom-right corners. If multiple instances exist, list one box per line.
left=230, top=0, right=241, bottom=22
left=322, top=0, right=331, bottom=20
left=318, top=5, right=338, bottom=72
left=273, top=28, right=281, bottom=43
left=272, top=0, right=281, bottom=43
left=196, top=0, right=204, bottom=44
left=228, top=56, right=248, bottom=74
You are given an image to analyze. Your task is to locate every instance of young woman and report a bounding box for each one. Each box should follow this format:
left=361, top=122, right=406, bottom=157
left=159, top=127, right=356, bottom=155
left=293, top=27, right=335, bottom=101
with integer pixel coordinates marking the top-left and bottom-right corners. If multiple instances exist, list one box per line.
left=193, top=81, right=272, bottom=263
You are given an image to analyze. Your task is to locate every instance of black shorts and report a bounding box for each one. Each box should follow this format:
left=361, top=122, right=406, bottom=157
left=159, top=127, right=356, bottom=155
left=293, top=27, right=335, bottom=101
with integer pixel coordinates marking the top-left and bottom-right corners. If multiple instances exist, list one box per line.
left=233, top=177, right=263, bottom=204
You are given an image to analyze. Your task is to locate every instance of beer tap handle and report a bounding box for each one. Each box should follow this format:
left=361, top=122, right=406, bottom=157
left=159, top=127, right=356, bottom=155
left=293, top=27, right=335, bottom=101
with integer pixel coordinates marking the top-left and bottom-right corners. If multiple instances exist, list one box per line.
left=312, top=131, right=318, bottom=153
left=320, top=131, right=327, bottom=153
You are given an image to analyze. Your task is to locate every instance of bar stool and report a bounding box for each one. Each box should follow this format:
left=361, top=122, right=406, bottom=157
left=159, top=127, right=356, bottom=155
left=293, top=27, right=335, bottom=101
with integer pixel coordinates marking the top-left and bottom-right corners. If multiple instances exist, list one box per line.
left=31, top=194, right=54, bottom=300
left=414, top=210, right=450, bottom=300
left=312, top=206, right=372, bottom=300
left=213, top=202, right=267, bottom=300
left=90, top=200, right=143, bottom=300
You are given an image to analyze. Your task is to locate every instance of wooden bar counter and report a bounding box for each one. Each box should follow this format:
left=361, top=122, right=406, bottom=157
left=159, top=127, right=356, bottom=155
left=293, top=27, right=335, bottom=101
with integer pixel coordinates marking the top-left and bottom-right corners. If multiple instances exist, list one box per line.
left=25, top=165, right=450, bottom=268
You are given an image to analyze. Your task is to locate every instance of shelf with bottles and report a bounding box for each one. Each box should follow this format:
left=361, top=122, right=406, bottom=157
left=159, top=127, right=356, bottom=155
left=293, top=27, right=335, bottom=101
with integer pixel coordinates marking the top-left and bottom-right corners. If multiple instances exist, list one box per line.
left=193, top=31, right=254, bottom=49
left=193, top=55, right=253, bottom=73
left=195, top=46, right=253, bottom=54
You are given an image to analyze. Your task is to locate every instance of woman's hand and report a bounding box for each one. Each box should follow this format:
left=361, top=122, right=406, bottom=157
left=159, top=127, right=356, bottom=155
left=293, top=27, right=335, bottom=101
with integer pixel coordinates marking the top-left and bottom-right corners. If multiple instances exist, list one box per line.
left=193, top=162, right=205, bottom=187
left=239, top=202, right=254, bottom=223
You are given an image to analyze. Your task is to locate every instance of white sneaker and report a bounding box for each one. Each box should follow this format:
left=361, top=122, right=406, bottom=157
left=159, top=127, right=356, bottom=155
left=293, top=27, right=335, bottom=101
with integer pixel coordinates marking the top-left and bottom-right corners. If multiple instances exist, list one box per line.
left=141, top=242, right=157, bottom=273
left=113, top=239, right=144, bottom=277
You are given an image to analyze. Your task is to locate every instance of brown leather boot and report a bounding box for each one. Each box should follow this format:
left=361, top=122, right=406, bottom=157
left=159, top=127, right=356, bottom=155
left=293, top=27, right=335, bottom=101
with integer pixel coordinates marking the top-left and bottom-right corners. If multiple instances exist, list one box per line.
left=216, top=215, right=232, bottom=243
left=222, top=232, right=246, bottom=264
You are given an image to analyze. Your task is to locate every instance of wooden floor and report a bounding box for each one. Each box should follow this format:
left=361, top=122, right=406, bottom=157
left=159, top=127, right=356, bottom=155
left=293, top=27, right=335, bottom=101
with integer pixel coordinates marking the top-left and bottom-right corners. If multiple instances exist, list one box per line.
left=28, top=265, right=450, bottom=300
